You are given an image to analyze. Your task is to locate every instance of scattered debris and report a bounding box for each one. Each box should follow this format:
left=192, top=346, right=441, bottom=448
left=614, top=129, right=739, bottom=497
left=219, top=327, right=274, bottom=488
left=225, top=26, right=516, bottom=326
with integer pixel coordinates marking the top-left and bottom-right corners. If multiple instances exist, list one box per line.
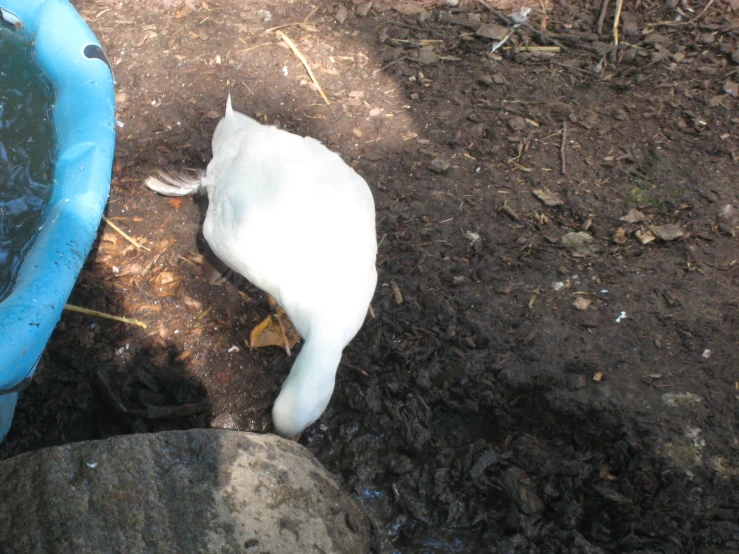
left=573, top=297, right=592, bottom=311
left=615, top=311, right=627, bottom=323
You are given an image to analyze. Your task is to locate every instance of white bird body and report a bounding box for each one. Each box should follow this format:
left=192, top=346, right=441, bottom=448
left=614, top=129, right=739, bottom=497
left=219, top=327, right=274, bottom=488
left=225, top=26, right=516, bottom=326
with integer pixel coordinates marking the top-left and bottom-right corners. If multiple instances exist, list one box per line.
left=146, top=96, right=377, bottom=437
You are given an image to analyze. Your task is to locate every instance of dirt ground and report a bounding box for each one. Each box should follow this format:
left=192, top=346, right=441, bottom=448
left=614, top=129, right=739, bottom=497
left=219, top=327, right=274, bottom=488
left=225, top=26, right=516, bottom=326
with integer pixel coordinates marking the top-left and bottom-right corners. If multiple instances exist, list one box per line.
left=2, top=0, right=738, bottom=552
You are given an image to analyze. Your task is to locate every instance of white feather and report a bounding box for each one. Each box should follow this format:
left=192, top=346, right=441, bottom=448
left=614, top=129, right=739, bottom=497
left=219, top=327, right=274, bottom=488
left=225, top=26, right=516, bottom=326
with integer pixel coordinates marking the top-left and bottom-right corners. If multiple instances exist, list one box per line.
left=144, top=169, right=205, bottom=196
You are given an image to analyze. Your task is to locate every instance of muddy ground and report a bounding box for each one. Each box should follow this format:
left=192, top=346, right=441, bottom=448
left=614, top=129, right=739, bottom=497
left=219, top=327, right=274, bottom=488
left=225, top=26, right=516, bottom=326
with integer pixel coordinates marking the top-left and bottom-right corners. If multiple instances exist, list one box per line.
left=2, top=0, right=739, bottom=552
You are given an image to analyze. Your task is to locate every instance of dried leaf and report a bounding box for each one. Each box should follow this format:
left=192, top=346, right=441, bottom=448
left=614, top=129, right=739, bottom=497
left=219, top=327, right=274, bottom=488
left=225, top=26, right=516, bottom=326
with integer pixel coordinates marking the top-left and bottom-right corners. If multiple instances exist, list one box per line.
left=573, top=297, right=592, bottom=311
left=168, top=197, right=183, bottom=210
left=249, top=314, right=301, bottom=350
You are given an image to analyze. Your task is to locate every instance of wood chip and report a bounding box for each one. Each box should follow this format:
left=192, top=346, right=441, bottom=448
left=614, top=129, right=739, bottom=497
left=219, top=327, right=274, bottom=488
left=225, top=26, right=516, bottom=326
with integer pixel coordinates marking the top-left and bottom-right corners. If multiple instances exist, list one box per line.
left=415, top=47, right=438, bottom=65
left=428, top=156, right=450, bottom=173
left=391, top=281, right=404, bottom=304
left=619, top=208, right=646, bottom=223
left=356, top=2, right=373, bottom=17
left=651, top=224, right=684, bottom=241
left=613, top=227, right=627, bottom=244
left=635, top=229, right=656, bottom=244
left=335, top=6, right=349, bottom=24
left=533, top=188, right=564, bottom=207
left=476, top=23, right=509, bottom=40
left=393, top=2, right=428, bottom=16
left=573, top=297, right=592, bottom=311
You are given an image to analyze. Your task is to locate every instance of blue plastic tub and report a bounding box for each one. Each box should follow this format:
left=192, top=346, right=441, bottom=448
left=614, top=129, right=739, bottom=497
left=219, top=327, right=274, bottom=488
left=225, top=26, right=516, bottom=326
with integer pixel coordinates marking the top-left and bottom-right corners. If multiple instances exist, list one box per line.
left=0, top=1, right=115, bottom=442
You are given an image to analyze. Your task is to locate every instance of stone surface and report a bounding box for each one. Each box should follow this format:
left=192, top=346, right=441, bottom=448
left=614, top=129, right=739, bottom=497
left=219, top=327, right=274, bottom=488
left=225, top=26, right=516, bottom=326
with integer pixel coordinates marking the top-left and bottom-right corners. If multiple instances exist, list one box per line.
left=0, top=429, right=369, bottom=553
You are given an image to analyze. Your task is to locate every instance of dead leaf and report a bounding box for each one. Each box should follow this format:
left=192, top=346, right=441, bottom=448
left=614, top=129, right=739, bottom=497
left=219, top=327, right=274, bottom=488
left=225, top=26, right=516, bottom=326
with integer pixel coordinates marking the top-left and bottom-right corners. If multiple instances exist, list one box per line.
left=593, top=371, right=604, bottom=382
left=168, top=197, right=183, bottom=210
left=573, top=297, right=592, bottom=311
left=151, top=271, right=181, bottom=297
left=249, top=313, right=301, bottom=350
left=134, top=30, right=158, bottom=47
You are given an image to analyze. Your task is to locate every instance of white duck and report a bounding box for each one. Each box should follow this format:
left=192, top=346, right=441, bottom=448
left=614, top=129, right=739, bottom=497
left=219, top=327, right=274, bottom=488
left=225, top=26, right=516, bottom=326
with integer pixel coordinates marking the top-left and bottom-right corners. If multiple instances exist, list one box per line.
left=146, top=96, right=377, bottom=437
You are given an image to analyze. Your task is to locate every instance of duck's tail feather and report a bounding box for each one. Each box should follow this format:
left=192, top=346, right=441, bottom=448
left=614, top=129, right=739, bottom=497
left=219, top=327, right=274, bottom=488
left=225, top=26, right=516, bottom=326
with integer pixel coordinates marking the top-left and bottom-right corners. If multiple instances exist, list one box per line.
left=145, top=169, right=205, bottom=197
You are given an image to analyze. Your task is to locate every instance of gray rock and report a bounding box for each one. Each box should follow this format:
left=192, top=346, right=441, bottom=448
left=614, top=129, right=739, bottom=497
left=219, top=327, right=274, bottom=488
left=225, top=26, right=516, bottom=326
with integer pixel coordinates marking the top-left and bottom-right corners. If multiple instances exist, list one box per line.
left=0, top=429, right=369, bottom=554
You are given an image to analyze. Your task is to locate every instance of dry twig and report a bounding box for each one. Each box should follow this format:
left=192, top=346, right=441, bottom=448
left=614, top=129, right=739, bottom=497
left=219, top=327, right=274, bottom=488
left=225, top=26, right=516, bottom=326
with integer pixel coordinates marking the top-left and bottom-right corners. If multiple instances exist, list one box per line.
left=276, top=31, right=330, bottom=105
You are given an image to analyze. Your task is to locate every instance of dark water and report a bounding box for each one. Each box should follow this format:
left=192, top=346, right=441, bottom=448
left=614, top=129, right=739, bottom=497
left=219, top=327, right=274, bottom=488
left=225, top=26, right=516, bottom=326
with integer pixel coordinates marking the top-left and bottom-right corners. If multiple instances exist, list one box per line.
left=0, top=31, right=56, bottom=298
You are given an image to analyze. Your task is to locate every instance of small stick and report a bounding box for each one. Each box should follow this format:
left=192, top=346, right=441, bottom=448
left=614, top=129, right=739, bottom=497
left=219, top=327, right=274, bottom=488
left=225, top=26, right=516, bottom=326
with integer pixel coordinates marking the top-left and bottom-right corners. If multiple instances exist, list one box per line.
left=102, top=216, right=150, bottom=251
left=597, top=0, right=610, bottom=35
left=613, top=0, right=624, bottom=45
left=560, top=121, right=567, bottom=175
left=276, top=31, right=330, bottom=105
left=64, top=303, right=148, bottom=329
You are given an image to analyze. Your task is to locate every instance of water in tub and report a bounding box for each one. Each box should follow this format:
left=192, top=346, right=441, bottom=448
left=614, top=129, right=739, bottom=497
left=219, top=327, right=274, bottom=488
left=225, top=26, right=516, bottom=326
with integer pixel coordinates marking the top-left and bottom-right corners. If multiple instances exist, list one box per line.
left=0, top=28, right=56, bottom=299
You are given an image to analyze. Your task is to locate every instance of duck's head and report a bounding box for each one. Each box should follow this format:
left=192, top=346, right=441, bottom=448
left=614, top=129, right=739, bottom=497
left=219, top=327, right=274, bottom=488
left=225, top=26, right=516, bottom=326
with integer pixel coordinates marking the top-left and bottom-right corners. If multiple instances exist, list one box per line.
left=271, top=338, right=343, bottom=438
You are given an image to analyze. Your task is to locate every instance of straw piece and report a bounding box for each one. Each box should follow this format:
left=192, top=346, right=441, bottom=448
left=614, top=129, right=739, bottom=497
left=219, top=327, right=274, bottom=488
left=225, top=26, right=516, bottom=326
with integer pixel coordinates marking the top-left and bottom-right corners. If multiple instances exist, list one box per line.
left=64, top=303, right=148, bottom=329
left=276, top=31, right=330, bottom=105
left=103, top=216, right=151, bottom=251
